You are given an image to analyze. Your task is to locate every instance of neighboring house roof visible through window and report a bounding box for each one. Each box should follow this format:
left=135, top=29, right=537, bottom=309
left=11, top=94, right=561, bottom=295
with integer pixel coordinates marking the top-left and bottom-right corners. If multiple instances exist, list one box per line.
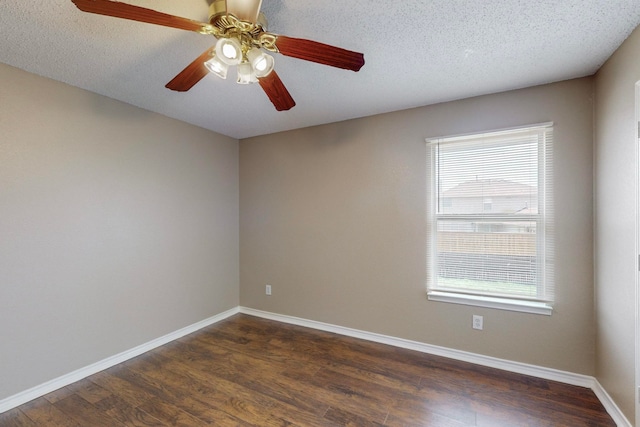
left=443, top=179, right=537, bottom=198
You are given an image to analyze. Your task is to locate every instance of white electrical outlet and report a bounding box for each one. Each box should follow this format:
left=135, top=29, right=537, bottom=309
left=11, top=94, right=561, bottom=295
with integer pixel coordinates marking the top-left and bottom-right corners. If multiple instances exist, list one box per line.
left=265, top=285, right=272, bottom=296
left=472, top=315, right=483, bottom=330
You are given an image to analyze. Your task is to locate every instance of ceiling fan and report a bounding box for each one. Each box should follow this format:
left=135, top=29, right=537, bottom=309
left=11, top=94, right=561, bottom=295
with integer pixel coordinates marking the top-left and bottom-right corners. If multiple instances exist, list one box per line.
left=70, top=0, right=365, bottom=111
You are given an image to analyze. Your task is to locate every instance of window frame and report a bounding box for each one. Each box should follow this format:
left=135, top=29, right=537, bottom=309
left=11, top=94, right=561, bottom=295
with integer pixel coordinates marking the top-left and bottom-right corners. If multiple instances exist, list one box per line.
left=425, top=123, right=553, bottom=315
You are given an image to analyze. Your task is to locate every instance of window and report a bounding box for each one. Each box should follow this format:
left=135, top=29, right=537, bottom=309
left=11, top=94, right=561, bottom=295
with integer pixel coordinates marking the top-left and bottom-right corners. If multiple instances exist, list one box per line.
left=426, top=123, right=553, bottom=315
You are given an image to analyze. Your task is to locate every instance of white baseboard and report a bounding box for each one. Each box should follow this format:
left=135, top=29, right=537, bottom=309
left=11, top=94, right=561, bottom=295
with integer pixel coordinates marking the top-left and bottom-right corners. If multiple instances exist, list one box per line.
left=239, top=307, right=633, bottom=427
left=0, top=307, right=239, bottom=414
left=591, top=380, right=634, bottom=427
left=1, top=305, right=632, bottom=427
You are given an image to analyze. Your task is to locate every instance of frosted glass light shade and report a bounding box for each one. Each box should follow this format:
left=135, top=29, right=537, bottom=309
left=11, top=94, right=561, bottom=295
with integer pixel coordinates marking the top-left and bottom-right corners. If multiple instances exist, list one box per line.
left=215, top=37, right=242, bottom=65
left=204, top=55, right=228, bottom=79
left=247, top=48, right=274, bottom=78
left=236, top=62, right=254, bottom=84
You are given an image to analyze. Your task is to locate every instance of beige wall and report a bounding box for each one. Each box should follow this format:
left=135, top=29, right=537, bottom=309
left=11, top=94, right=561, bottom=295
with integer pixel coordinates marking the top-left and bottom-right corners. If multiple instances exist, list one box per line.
left=0, top=63, right=239, bottom=400
left=240, top=78, right=595, bottom=374
left=594, top=25, right=640, bottom=423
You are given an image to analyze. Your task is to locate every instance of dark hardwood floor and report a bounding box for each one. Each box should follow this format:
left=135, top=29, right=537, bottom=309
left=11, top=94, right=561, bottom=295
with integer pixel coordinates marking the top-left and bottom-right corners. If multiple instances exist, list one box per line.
left=0, top=314, right=615, bottom=426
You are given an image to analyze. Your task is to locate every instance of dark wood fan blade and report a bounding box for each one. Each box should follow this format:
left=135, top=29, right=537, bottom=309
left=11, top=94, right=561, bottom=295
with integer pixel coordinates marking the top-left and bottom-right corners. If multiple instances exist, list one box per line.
left=258, top=71, right=295, bottom=111
left=71, top=0, right=211, bottom=33
left=165, top=48, right=213, bottom=92
left=275, top=36, right=365, bottom=72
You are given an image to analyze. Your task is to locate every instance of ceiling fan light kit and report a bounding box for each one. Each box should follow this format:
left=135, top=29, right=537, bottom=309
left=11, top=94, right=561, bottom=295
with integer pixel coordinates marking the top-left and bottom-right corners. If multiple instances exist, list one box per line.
left=70, top=0, right=365, bottom=111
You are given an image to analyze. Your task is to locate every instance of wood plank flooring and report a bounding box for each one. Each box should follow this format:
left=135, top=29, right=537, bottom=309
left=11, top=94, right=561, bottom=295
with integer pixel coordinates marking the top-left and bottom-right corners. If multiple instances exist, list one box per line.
left=0, top=314, right=615, bottom=426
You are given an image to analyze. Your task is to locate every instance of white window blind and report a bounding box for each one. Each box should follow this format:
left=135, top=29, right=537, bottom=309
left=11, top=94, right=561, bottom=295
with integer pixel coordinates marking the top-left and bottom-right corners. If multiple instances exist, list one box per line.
left=426, top=124, right=553, bottom=306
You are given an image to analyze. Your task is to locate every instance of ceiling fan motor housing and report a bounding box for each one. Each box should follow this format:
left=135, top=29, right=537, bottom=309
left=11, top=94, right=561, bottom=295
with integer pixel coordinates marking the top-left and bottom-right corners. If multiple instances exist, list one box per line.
left=208, top=0, right=269, bottom=46
left=209, top=0, right=227, bottom=25
left=209, top=0, right=267, bottom=28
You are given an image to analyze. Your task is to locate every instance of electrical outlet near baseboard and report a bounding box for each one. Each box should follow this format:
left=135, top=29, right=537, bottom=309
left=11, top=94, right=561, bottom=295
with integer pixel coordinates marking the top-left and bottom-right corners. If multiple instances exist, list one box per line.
left=265, top=285, right=272, bottom=296
left=472, top=315, right=483, bottom=330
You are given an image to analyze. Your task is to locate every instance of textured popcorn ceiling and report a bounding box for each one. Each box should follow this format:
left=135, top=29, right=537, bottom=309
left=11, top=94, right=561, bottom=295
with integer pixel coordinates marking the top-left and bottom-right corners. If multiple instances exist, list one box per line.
left=1, top=1, right=639, bottom=139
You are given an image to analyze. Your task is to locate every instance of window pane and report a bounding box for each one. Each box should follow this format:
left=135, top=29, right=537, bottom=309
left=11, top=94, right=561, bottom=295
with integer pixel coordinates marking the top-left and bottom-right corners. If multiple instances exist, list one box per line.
left=436, top=135, right=539, bottom=215
left=437, top=219, right=538, bottom=298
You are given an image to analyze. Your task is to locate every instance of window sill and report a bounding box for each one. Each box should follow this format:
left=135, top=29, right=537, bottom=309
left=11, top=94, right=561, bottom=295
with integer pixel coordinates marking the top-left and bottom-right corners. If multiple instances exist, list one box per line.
left=427, top=291, right=553, bottom=315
